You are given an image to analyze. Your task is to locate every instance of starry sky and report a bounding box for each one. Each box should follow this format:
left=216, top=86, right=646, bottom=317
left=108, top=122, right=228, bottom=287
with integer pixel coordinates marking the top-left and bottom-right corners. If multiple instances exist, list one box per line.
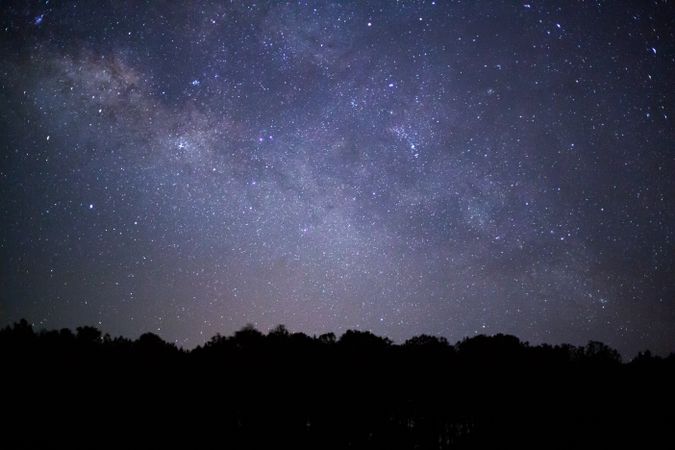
left=1, top=1, right=673, bottom=356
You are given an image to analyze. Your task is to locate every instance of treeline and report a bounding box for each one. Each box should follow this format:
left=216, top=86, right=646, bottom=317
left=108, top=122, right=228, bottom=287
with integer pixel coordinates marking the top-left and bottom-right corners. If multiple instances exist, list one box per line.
left=2, top=320, right=674, bottom=449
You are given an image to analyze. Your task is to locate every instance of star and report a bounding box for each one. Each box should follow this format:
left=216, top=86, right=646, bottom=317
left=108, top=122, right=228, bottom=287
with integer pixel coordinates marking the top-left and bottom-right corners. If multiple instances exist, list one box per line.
left=0, top=0, right=671, bottom=358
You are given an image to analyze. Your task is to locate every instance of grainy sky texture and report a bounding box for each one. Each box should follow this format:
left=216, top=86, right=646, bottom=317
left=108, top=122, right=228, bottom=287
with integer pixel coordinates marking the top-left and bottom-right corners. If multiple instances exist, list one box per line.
left=1, top=1, right=673, bottom=356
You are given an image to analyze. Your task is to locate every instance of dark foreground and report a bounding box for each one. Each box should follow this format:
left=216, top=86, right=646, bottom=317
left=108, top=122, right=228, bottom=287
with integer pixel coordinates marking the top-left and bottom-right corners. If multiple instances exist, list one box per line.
left=2, top=320, right=673, bottom=449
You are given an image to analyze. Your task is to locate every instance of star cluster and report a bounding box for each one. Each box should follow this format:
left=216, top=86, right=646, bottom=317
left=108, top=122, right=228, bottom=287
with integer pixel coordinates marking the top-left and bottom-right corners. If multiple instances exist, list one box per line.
left=1, top=1, right=673, bottom=355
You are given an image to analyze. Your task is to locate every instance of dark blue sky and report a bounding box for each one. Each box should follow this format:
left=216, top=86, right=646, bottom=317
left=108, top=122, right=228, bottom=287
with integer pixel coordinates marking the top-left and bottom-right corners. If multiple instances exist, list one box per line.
left=1, top=1, right=673, bottom=356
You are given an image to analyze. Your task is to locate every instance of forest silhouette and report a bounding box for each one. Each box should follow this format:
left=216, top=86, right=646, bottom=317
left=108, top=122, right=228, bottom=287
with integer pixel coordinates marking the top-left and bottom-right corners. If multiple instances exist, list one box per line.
left=2, top=319, right=673, bottom=449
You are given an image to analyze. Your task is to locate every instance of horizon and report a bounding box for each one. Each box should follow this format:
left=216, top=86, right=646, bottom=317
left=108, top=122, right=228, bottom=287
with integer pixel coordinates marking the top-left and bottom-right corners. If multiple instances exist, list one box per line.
left=5, top=317, right=670, bottom=359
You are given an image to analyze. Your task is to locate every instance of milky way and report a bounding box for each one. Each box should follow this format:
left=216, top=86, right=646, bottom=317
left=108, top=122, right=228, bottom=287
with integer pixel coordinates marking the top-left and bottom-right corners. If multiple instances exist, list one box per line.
left=1, top=1, right=673, bottom=355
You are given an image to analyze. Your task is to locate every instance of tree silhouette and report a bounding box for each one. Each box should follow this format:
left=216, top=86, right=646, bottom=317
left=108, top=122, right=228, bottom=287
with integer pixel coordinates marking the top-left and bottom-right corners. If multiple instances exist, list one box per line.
left=0, top=319, right=672, bottom=449
left=583, top=340, right=622, bottom=364
left=318, top=332, right=336, bottom=344
left=403, top=334, right=449, bottom=348
left=76, top=325, right=102, bottom=343
left=338, top=329, right=392, bottom=348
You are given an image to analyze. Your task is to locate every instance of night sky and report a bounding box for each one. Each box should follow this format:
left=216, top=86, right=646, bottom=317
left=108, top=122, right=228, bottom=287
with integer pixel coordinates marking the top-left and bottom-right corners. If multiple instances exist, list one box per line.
left=1, top=1, right=673, bottom=356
